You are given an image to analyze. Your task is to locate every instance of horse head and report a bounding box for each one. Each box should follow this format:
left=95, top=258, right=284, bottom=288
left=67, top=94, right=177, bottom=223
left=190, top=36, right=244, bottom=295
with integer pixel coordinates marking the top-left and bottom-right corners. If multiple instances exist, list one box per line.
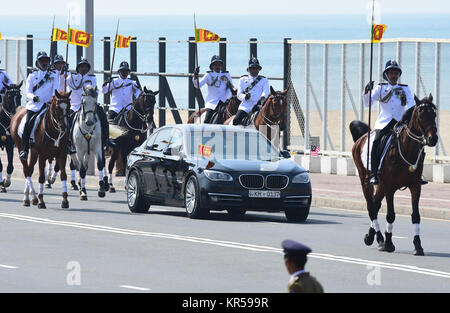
left=3, top=81, right=23, bottom=116
left=411, top=94, right=438, bottom=147
left=262, top=86, right=288, bottom=125
left=52, top=90, right=71, bottom=131
left=227, top=86, right=241, bottom=116
left=81, top=85, right=99, bottom=127
left=137, top=87, right=159, bottom=125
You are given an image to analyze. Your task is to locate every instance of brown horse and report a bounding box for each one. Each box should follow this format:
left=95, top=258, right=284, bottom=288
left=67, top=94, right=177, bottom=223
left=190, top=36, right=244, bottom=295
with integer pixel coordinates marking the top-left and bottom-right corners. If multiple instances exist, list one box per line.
left=350, top=94, right=438, bottom=256
left=187, top=87, right=240, bottom=124
left=10, top=90, right=71, bottom=209
left=224, top=86, right=288, bottom=141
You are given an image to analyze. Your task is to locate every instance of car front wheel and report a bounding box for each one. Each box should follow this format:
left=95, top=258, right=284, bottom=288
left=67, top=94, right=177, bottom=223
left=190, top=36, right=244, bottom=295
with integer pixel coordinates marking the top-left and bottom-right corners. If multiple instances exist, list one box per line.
left=285, top=206, right=310, bottom=223
left=127, top=171, right=150, bottom=213
left=185, top=175, right=208, bottom=219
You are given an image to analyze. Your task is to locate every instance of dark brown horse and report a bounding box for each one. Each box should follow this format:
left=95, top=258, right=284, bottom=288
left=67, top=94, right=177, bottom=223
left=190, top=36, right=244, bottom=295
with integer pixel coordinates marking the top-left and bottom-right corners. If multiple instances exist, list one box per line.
left=0, top=81, right=22, bottom=192
left=187, top=87, right=240, bottom=124
left=107, top=87, right=158, bottom=192
left=350, top=94, right=438, bottom=256
left=224, top=86, right=288, bottom=141
left=10, top=90, right=71, bottom=209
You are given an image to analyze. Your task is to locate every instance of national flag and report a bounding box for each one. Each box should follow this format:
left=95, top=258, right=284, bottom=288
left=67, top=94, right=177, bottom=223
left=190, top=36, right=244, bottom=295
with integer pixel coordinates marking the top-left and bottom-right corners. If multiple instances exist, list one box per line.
left=52, top=28, right=67, bottom=41
left=311, top=145, right=320, bottom=157
left=195, top=28, right=220, bottom=43
left=115, top=34, right=132, bottom=48
left=198, top=144, right=212, bottom=158
left=372, top=24, right=387, bottom=43
left=67, top=28, right=92, bottom=48
left=0, top=33, right=2, bottom=41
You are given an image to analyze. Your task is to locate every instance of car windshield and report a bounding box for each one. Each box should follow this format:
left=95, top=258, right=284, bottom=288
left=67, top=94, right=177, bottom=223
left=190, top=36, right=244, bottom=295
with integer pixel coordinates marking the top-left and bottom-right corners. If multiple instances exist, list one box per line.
left=186, top=130, right=280, bottom=161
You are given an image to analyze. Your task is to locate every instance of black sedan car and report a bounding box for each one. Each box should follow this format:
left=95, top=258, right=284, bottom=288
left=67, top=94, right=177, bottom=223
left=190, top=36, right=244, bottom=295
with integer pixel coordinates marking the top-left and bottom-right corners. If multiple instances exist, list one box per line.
left=125, top=124, right=311, bottom=222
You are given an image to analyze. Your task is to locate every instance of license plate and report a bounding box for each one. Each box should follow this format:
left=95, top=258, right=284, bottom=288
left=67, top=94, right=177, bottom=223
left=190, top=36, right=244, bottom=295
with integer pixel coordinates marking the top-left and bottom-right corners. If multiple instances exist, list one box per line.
left=249, top=190, right=280, bottom=198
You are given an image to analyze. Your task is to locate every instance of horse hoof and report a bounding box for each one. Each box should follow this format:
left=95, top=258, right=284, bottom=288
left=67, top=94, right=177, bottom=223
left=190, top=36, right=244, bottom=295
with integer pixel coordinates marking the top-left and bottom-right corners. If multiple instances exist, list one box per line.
left=71, top=181, right=79, bottom=191
left=0, top=187, right=6, bottom=193
left=103, top=177, right=109, bottom=191
left=32, top=198, right=39, bottom=206
left=414, top=249, right=425, bottom=256
left=38, top=203, right=46, bottom=209
left=45, top=183, right=52, bottom=189
left=80, top=195, right=88, bottom=201
left=364, top=227, right=376, bottom=246
left=61, top=201, right=69, bottom=209
left=3, top=179, right=11, bottom=188
left=23, top=200, right=30, bottom=207
left=109, top=185, right=116, bottom=193
left=413, top=235, right=424, bottom=256
left=378, top=242, right=395, bottom=253
left=98, top=191, right=105, bottom=198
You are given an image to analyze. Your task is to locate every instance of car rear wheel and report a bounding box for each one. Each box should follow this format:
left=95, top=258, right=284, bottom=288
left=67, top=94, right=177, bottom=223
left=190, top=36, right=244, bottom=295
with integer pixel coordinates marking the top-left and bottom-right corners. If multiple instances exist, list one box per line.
left=185, top=175, right=208, bottom=219
left=285, top=206, right=310, bottom=223
left=127, top=171, right=150, bottom=213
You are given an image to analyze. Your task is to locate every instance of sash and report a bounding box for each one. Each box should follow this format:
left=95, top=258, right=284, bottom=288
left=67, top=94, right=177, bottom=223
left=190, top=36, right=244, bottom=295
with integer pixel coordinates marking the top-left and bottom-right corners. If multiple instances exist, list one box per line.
left=244, top=75, right=263, bottom=93
left=32, top=71, right=53, bottom=93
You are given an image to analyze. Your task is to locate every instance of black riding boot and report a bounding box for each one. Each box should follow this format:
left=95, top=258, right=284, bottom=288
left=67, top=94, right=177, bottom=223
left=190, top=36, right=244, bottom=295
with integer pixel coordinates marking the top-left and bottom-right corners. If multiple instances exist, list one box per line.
left=369, top=131, right=381, bottom=185
left=67, top=109, right=76, bottom=155
left=232, top=110, right=248, bottom=126
left=19, top=110, right=36, bottom=160
left=97, top=106, right=115, bottom=149
left=203, top=108, right=215, bottom=124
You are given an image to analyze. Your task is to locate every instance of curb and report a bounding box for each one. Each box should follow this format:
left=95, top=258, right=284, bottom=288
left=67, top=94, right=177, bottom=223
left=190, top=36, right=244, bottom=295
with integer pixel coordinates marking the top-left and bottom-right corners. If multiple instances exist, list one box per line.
left=312, top=196, right=450, bottom=221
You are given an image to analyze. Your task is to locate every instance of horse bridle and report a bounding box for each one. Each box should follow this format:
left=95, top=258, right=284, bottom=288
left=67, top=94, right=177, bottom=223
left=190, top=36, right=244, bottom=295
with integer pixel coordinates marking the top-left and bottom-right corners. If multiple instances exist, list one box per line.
left=45, top=97, right=70, bottom=147
left=124, top=91, right=155, bottom=133
left=0, top=88, right=21, bottom=135
left=260, top=93, right=286, bottom=126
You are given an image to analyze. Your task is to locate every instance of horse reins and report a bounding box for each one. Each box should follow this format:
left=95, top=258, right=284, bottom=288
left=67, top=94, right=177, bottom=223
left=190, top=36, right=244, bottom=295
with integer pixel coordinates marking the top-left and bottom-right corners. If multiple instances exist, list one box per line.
left=124, top=92, right=155, bottom=134
left=259, top=94, right=285, bottom=127
left=44, top=98, right=70, bottom=147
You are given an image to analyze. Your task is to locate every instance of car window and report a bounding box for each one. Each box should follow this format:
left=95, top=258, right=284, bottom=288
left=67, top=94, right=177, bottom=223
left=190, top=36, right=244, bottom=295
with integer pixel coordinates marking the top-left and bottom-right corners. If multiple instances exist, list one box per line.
left=151, top=127, right=173, bottom=151
left=168, top=129, right=183, bottom=150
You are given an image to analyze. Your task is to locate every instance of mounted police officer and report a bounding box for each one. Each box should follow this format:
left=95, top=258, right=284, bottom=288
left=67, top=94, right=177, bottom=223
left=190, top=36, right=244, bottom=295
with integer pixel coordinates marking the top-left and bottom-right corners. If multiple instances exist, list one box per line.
left=282, top=240, right=324, bottom=293
left=20, top=51, right=59, bottom=160
left=101, top=61, right=141, bottom=123
left=0, top=60, right=12, bottom=100
left=67, top=57, right=113, bottom=153
left=52, top=54, right=68, bottom=90
left=193, top=55, right=233, bottom=123
left=233, top=56, right=269, bottom=126
left=364, top=60, right=414, bottom=185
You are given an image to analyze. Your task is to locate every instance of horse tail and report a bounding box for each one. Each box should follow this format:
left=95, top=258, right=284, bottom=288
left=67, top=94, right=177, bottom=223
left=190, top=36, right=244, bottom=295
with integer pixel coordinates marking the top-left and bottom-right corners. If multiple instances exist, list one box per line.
left=349, top=120, right=370, bottom=143
left=109, top=124, right=127, bottom=139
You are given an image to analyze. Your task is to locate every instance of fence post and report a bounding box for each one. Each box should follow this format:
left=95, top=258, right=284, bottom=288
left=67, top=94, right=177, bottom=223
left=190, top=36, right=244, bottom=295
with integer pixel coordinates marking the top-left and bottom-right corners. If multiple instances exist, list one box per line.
left=103, top=36, right=110, bottom=105
left=50, top=41, right=58, bottom=63
left=359, top=43, right=365, bottom=122
left=340, top=44, right=346, bottom=152
left=219, top=37, right=227, bottom=71
left=26, top=35, right=33, bottom=76
left=249, top=38, right=257, bottom=59
left=159, top=37, right=166, bottom=127
left=304, top=43, right=310, bottom=152
left=188, top=36, right=196, bottom=117
left=415, top=42, right=421, bottom=99
left=283, top=38, right=291, bottom=150
left=323, top=43, right=329, bottom=151
left=435, top=42, right=441, bottom=156
left=130, top=37, right=137, bottom=72
left=76, top=45, right=83, bottom=64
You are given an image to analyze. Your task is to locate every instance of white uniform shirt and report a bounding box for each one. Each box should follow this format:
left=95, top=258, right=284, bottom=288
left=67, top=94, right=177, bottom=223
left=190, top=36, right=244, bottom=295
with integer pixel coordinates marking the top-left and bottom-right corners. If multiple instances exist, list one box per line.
left=55, top=69, right=67, bottom=92
left=237, top=75, right=270, bottom=113
left=363, top=83, right=414, bottom=130
left=102, top=77, right=141, bottom=113
left=67, top=73, right=97, bottom=112
left=26, top=69, right=59, bottom=112
left=0, top=70, right=12, bottom=95
left=192, top=71, right=232, bottom=110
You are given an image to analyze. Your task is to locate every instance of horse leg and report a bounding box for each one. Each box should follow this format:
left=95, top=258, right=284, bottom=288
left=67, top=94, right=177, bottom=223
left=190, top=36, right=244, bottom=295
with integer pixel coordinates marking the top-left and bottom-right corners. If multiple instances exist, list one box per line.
left=361, top=183, right=377, bottom=246
left=108, top=149, right=117, bottom=193
left=409, top=183, right=424, bottom=256
left=23, top=180, right=30, bottom=207
left=3, top=142, right=14, bottom=189
left=97, top=147, right=106, bottom=198
left=37, top=156, right=47, bottom=209
left=372, top=187, right=386, bottom=248
left=70, top=159, right=79, bottom=191
left=45, top=159, right=52, bottom=188
left=56, top=156, right=69, bottom=209
left=379, top=191, right=396, bottom=252
left=0, top=156, right=5, bottom=193
left=79, top=164, right=88, bottom=201
left=27, top=151, right=39, bottom=206
left=48, top=159, right=58, bottom=185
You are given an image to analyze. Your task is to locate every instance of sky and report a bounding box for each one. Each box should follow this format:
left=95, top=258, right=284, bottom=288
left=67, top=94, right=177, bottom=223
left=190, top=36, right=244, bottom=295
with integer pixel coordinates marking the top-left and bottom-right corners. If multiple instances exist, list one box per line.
left=1, top=0, right=450, bottom=16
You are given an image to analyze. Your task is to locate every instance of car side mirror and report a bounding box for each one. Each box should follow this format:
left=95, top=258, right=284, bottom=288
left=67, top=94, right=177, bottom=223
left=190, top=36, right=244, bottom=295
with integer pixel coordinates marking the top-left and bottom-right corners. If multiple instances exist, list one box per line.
left=281, top=150, right=291, bottom=158
left=147, top=143, right=158, bottom=151
left=163, top=146, right=182, bottom=156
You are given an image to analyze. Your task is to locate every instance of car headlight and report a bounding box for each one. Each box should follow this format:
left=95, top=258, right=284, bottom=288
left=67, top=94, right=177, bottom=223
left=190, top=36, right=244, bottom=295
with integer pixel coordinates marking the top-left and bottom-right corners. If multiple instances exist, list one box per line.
left=292, top=172, right=310, bottom=184
left=204, top=170, right=233, bottom=182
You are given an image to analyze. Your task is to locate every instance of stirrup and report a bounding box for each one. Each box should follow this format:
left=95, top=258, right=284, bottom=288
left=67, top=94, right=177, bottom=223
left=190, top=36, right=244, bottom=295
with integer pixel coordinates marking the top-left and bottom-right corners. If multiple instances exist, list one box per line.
left=19, top=150, right=28, bottom=161
left=369, top=175, right=379, bottom=185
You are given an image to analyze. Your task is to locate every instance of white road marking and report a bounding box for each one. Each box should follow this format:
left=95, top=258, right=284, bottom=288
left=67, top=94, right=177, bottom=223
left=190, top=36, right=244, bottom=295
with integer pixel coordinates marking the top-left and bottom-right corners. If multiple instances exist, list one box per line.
left=392, top=236, right=407, bottom=239
left=0, top=264, right=18, bottom=269
left=120, top=285, right=151, bottom=291
left=1, top=212, right=449, bottom=280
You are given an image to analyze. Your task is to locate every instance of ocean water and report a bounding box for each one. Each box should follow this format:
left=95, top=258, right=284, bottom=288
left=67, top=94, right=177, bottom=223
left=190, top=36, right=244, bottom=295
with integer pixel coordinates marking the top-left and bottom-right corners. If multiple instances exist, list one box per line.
left=1, top=14, right=450, bottom=109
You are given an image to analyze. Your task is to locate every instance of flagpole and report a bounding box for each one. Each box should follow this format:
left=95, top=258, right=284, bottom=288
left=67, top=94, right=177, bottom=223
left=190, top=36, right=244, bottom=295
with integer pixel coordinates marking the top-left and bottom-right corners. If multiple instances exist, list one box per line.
left=64, top=10, right=71, bottom=92
left=107, top=19, right=120, bottom=97
left=50, top=15, right=55, bottom=58
left=366, top=0, right=375, bottom=182
left=193, top=13, right=203, bottom=108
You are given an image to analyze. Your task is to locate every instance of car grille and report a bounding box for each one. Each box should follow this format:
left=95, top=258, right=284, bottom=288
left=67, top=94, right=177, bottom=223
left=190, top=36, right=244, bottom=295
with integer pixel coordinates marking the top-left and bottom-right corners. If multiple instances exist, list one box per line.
left=266, top=175, right=289, bottom=189
left=239, top=174, right=264, bottom=189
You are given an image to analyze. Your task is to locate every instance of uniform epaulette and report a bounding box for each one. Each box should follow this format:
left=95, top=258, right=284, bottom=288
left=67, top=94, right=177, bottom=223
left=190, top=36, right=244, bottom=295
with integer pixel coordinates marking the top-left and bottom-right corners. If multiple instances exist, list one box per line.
left=222, top=71, right=229, bottom=73
left=399, top=84, right=408, bottom=87
left=88, top=74, right=96, bottom=77
left=240, top=75, right=248, bottom=78
left=259, top=75, right=266, bottom=78
left=378, top=83, right=388, bottom=85
left=206, top=71, right=212, bottom=73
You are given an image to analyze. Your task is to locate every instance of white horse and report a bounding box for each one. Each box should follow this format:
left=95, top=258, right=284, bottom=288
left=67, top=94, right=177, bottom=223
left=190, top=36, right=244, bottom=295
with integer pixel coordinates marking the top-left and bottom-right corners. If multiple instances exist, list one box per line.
left=70, top=85, right=106, bottom=200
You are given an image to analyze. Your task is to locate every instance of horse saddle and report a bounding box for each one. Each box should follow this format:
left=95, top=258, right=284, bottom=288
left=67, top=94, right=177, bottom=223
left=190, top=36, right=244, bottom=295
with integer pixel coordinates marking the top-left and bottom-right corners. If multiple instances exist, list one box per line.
left=18, top=108, right=47, bottom=142
left=210, top=101, right=228, bottom=124
left=361, top=130, right=394, bottom=171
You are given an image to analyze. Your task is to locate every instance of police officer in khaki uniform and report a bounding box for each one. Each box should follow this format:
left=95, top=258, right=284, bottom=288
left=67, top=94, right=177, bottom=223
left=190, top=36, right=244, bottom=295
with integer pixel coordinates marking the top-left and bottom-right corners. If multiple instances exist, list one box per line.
left=282, top=240, right=324, bottom=293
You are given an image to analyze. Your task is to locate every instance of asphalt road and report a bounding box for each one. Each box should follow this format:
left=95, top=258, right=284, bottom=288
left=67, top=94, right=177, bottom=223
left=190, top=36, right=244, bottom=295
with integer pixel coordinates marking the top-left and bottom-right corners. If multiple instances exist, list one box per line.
left=0, top=177, right=449, bottom=293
